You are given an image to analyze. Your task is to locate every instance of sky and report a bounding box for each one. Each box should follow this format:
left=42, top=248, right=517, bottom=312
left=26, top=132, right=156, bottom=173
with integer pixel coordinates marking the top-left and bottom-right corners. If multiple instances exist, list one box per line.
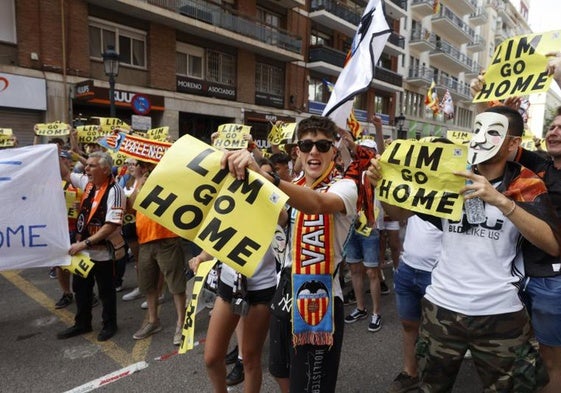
left=527, top=0, right=561, bottom=33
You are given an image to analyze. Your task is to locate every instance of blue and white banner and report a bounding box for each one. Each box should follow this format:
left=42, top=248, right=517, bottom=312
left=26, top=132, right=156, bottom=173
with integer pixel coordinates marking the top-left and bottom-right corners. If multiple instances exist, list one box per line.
left=0, top=144, right=70, bottom=270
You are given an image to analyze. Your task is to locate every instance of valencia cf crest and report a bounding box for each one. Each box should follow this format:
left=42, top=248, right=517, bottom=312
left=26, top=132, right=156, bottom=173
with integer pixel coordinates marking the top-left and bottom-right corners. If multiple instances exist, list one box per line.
left=296, top=280, right=329, bottom=326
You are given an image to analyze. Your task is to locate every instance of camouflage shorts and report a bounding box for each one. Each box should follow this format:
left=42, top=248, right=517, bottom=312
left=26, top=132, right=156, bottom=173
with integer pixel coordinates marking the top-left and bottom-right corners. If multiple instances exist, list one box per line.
left=417, top=298, right=548, bottom=392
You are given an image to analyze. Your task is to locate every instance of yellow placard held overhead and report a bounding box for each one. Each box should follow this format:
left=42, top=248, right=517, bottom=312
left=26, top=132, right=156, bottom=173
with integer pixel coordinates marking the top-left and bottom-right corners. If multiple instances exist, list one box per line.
left=76, top=125, right=108, bottom=144
left=446, top=130, right=472, bottom=146
left=377, top=139, right=467, bottom=220
left=146, top=126, right=169, bottom=141
left=473, top=30, right=561, bottom=103
left=34, top=121, right=71, bottom=136
left=268, top=122, right=296, bottom=146
left=134, top=134, right=288, bottom=277
left=92, top=117, right=131, bottom=132
left=0, top=128, right=13, bottom=136
left=213, top=124, right=251, bottom=150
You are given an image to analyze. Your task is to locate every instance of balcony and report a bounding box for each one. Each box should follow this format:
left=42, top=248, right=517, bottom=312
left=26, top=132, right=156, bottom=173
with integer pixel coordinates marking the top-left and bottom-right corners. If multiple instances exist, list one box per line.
left=470, top=7, right=488, bottom=26
left=466, top=34, right=486, bottom=53
left=496, top=1, right=517, bottom=27
left=309, top=0, right=361, bottom=38
left=431, top=5, right=474, bottom=45
left=307, top=46, right=346, bottom=77
left=448, top=0, right=477, bottom=16
left=385, top=0, right=408, bottom=19
left=429, top=38, right=473, bottom=74
left=436, top=74, right=471, bottom=102
left=385, top=32, right=406, bottom=56
left=406, top=66, right=434, bottom=87
left=89, top=0, right=303, bottom=62
left=370, top=66, right=403, bottom=93
left=409, top=28, right=435, bottom=53
left=464, top=61, right=483, bottom=78
left=410, top=0, right=434, bottom=19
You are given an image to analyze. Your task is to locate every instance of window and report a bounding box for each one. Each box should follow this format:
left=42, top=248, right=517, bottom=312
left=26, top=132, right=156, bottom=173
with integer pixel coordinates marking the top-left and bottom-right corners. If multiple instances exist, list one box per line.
left=206, top=50, right=235, bottom=86
left=89, top=18, right=146, bottom=68
left=257, top=7, right=281, bottom=45
left=0, top=0, right=16, bottom=44
left=308, top=78, right=326, bottom=103
left=256, top=63, right=284, bottom=96
left=310, top=30, right=331, bottom=47
left=176, top=43, right=204, bottom=79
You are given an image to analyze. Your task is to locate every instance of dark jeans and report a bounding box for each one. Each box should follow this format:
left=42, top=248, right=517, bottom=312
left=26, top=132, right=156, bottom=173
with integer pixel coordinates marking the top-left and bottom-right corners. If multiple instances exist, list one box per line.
left=73, top=259, right=117, bottom=330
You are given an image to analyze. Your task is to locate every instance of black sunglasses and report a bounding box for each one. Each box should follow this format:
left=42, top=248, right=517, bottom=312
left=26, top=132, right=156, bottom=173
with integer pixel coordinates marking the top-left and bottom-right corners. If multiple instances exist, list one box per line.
left=297, top=139, right=333, bottom=153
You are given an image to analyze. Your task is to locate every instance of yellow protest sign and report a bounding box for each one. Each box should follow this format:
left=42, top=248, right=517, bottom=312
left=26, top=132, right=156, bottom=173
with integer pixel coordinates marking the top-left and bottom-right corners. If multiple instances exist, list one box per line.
left=0, top=128, right=13, bottom=136
left=446, top=130, right=472, bottom=146
left=521, top=136, right=538, bottom=151
left=0, top=137, right=16, bottom=147
left=213, top=123, right=251, bottom=150
left=377, top=140, right=466, bottom=220
left=268, top=122, right=296, bottom=146
left=61, top=253, right=94, bottom=278
left=179, top=259, right=215, bottom=354
left=110, top=151, right=129, bottom=167
left=146, top=126, right=169, bottom=141
left=473, top=31, right=561, bottom=102
left=134, top=134, right=288, bottom=277
left=76, top=125, right=108, bottom=144
left=92, top=117, right=131, bottom=132
left=34, top=121, right=71, bottom=136
left=354, top=210, right=372, bottom=237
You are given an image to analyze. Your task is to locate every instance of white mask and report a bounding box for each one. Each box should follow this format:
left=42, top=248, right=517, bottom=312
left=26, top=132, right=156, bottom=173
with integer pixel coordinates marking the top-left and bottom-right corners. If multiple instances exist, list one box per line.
left=468, top=112, right=509, bottom=165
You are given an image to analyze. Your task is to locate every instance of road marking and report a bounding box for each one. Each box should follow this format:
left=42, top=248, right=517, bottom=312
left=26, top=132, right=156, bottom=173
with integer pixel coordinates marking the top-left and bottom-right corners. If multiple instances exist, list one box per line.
left=63, top=361, right=148, bottom=393
left=0, top=270, right=151, bottom=367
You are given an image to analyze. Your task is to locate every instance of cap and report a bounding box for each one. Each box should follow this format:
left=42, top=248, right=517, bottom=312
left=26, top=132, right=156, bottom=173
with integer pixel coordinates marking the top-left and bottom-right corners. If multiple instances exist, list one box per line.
left=358, top=139, right=378, bottom=151
left=60, top=150, right=72, bottom=159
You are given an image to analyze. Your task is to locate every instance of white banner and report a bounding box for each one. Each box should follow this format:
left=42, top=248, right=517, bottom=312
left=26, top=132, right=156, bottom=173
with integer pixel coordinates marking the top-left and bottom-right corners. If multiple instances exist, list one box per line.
left=0, top=144, right=71, bottom=270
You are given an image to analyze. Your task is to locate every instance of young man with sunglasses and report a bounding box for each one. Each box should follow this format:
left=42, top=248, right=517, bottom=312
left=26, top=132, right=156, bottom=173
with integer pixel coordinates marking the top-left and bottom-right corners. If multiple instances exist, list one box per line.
left=221, top=115, right=357, bottom=393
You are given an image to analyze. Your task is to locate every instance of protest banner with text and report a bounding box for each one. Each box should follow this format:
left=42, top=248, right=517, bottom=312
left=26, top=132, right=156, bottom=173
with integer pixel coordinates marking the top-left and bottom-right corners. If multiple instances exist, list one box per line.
left=0, top=144, right=70, bottom=270
left=134, top=134, right=288, bottom=277
left=473, top=30, right=561, bottom=103
left=213, top=124, right=251, bottom=150
left=377, top=140, right=467, bottom=220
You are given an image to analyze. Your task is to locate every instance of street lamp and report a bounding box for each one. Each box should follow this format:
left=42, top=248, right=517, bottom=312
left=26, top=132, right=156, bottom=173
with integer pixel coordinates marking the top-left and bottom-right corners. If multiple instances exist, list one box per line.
left=102, top=45, right=120, bottom=118
left=396, top=112, right=407, bottom=139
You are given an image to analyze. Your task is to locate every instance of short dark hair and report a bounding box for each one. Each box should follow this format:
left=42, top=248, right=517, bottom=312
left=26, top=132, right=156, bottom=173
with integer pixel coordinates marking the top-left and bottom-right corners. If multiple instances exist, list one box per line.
left=269, top=153, right=290, bottom=165
left=296, top=115, right=338, bottom=141
left=484, top=105, right=524, bottom=137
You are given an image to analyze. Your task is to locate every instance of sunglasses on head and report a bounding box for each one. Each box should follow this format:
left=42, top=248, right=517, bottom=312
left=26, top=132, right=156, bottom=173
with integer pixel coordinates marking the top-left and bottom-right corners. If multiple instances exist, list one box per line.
left=297, top=139, right=333, bottom=153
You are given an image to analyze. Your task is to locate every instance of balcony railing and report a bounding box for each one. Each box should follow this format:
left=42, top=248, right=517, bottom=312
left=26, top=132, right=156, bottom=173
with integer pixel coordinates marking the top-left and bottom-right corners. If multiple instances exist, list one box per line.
left=432, top=5, right=475, bottom=39
left=388, top=0, right=408, bottom=11
left=388, top=32, right=405, bottom=49
left=310, top=0, right=361, bottom=26
left=308, top=46, right=345, bottom=67
left=436, top=74, right=471, bottom=99
left=430, top=37, right=473, bottom=69
left=374, top=66, right=403, bottom=87
left=170, top=0, right=302, bottom=54
left=408, top=66, right=434, bottom=81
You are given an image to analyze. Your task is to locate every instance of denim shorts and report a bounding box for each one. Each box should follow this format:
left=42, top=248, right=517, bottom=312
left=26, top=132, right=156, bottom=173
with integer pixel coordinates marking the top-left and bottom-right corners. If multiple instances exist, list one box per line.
left=344, top=229, right=380, bottom=268
left=394, top=261, right=432, bottom=321
left=522, top=275, right=561, bottom=346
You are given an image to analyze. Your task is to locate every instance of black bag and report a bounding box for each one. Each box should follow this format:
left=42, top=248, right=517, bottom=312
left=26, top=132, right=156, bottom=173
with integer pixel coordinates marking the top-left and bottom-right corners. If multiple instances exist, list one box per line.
left=270, top=268, right=292, bottom=320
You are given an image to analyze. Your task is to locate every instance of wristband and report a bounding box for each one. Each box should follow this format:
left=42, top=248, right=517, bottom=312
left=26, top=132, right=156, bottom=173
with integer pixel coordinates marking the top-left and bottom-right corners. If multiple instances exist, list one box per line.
left=84, top=239, right=92, bottom=248
left=268, top=171, right=281, bottom=187
left=504, top=200, right=516, bottom=217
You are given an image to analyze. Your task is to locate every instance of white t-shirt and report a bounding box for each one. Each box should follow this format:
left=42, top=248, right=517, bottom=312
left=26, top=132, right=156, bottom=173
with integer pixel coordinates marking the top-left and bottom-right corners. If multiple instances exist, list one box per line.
left=283, top=178, right=357, bottom=300
left=220, top=246, right=277, bottom=291
left=424, top=202, right=523, bottom=316
left=71, top=173, right=125, bottom=261
left=401, top=215, right=442, bottom=272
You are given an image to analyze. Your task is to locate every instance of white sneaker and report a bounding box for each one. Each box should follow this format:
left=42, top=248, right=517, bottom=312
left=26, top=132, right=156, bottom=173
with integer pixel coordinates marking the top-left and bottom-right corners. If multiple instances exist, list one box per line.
left=122, top=287, right=142, bottom=301
left=141, top=294, right=165, bottom=309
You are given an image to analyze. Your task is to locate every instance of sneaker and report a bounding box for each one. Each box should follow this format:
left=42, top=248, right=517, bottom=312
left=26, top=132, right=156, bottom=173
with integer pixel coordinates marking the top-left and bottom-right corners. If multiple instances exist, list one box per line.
left=225, top=345, right=239, bottom=365
left=388, top=372, right=420, bottom=393
left=344, top=289, right=357, bottom=305
left=173, top=326, right=182, bottom=346
left=380, top=280, right=391, bottom=295
left=226, top=359, right=244, bottom=386
left=92, top=294, right=99, bottom=308
left=122, top=287, right=142, bottom=301
left=368, top=314, right=382, bottom=332
left=49, top=267, right=57, bottom=279
left=141, top=294, right=165, bottom=309
left=464, top=349, right=472, bottom=359
left=115, top=285, right=123, bottom=292
left=344, top=308, right=368, bottom=324
left=133, top=321, right=162, bottom=340
left=55, top=293, right=73, bottom=309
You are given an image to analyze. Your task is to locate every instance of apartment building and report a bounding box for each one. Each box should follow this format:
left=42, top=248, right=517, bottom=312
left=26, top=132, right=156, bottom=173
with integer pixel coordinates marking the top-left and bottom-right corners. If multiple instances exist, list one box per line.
left=0, top=0, right=405, bottom=147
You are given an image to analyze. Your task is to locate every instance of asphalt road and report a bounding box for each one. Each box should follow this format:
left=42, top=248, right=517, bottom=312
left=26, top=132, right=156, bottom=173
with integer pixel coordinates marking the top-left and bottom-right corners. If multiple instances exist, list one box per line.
left=0, top=262, right=482, bottom=392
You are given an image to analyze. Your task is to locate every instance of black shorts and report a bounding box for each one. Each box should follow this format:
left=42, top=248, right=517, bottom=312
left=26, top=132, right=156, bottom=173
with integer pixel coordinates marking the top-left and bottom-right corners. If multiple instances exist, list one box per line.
left=269, top=297, right=344, bottom=393
left=217, top=280, right=275, bottom=306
